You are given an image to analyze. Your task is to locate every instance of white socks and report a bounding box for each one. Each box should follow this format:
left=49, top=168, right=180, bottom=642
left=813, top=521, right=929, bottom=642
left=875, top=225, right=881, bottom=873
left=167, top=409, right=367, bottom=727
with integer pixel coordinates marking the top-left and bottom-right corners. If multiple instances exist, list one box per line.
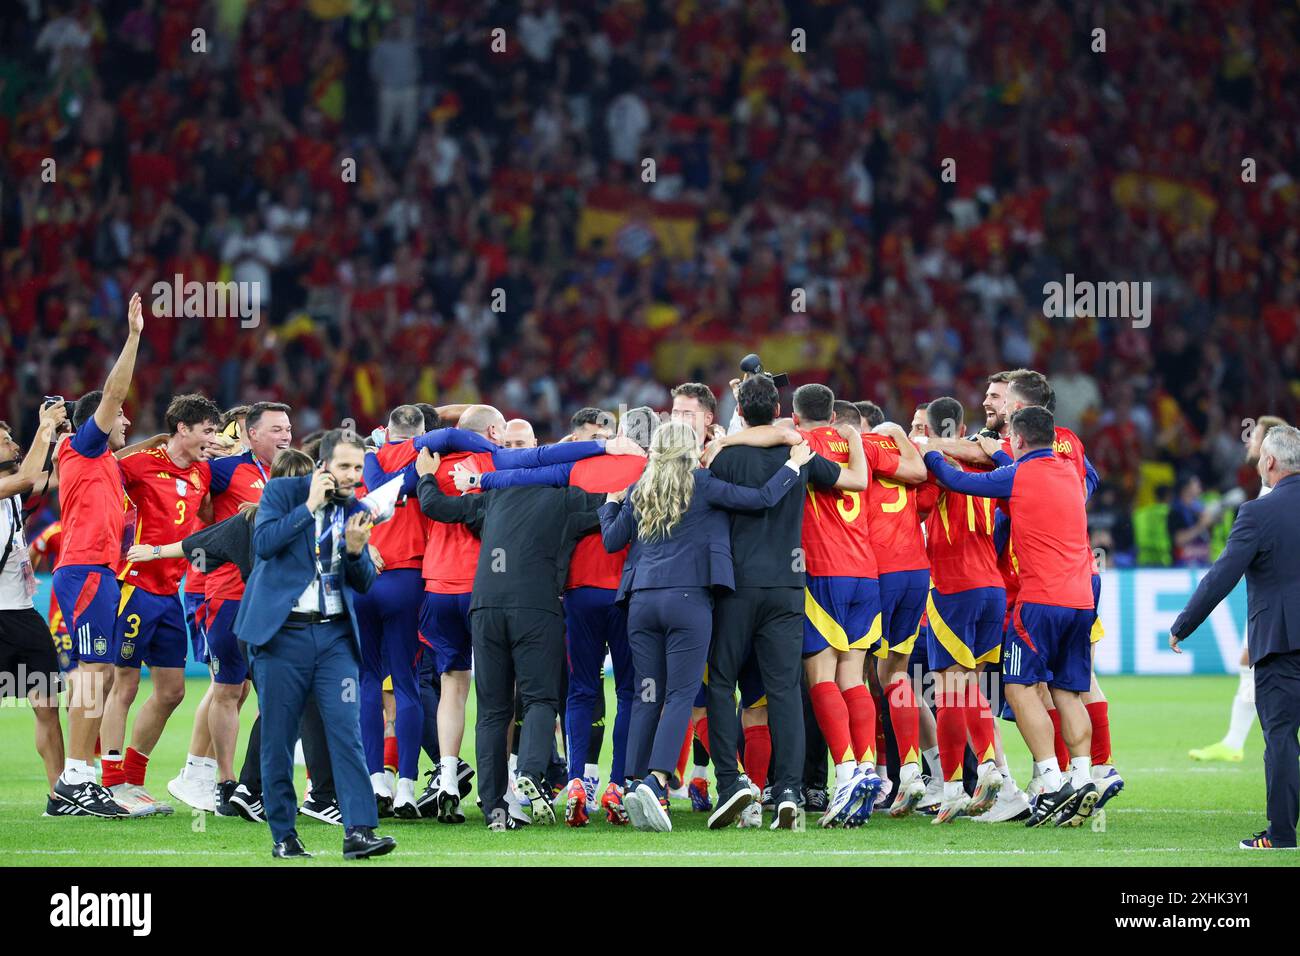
left=690, top=764, right=708, bottom=781
left=1224, top=667, right=1256, bottom=749
left=943, top=779, right=964, bottom=801
left=1068, top=756, right=1091, bottom=788
left=371, top=771, right=393, bottom=797
left=834, top=760, right=857, bottom=787
left=396, top=777, right=416, bottom=805
left=583, top=762, right=600, bottom=781
left=922, top=746, right=941, bottom=779
left=1034, top=758, right=1062, bottom=792
left=440, top=755, right=459, bottom=792
left=185, top=755, right=216, bottom=781
left=62, top=759, right=95, bottom=785
left=899, top=761, right=923, bottom=787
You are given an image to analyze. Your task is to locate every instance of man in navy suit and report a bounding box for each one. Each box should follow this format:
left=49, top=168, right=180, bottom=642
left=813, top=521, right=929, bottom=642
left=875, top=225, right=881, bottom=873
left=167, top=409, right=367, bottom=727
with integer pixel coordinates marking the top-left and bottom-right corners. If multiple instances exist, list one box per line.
left=1172, top=424, right=1300, bottom=850
left=234, top=428, right=395, bottom=859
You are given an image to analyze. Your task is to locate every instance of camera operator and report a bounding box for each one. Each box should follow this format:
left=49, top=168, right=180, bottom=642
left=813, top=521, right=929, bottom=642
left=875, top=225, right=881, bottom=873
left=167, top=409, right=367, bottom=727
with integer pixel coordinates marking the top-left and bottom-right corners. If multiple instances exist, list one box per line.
left=0, top=400, right=71, bottom=815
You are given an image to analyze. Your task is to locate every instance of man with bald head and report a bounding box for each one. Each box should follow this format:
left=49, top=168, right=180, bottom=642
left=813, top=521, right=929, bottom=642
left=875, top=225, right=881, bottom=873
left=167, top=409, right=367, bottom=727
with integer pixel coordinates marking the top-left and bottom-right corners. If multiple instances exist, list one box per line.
left=502, top=420, right=536, bottom=449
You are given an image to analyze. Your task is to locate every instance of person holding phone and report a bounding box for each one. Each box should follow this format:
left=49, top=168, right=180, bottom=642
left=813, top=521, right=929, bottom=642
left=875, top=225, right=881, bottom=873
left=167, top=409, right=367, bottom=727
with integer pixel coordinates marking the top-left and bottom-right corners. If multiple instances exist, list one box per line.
left=232, top=428, right=394, bottom=859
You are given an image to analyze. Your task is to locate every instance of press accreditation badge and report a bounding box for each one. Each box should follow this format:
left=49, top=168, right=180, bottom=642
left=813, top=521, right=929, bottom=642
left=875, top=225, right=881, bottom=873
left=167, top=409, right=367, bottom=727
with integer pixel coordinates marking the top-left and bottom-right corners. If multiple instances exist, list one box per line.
left=321, top=572, right=344, bottom=616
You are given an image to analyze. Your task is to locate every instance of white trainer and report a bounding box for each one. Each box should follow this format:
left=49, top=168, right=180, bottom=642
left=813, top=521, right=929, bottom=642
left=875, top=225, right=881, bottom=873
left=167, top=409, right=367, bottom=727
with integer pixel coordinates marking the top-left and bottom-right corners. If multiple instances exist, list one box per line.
left=166, top=770, right=214, bottom=813
left=888, top=775, right=928, bottom=818
left=969, top=785, right=1031, bottom=822
left=393, top=777, right=419, bottom=819
left=736, top=801, right=762, bottom=828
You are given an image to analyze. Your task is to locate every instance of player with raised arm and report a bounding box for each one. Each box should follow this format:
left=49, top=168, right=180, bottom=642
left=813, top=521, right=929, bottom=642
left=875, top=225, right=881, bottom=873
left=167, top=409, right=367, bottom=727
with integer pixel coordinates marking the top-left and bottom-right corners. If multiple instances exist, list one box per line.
left=49, top=292, right=144, bottom=818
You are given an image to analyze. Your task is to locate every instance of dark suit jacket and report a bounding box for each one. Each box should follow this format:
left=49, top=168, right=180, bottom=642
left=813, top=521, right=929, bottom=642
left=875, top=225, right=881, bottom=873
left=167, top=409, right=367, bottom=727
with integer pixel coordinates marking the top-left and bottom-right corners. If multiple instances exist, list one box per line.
left=598, top=464, right=799, bottom=604
left=1172, top=473, right=1300, bottom=665
left=232, top=474, right=377, bottom=651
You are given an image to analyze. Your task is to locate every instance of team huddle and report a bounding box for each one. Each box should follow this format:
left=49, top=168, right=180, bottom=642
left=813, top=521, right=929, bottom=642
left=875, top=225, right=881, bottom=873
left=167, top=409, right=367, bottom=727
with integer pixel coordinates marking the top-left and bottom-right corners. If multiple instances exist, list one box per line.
left=6, top=293, right=1124, bottom=838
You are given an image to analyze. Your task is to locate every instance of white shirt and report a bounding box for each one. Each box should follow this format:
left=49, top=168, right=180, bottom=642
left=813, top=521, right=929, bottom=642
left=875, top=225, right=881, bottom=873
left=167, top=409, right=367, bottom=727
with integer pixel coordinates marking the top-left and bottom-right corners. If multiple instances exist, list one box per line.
left=0, top=495, right=34, bottom=611
left=292, top=507, right=345, bottom=616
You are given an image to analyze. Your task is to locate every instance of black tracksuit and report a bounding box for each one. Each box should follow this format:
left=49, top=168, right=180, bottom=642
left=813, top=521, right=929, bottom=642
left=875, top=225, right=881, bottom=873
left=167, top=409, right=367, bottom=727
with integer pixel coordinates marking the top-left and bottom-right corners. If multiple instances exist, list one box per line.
left=418, top=476, right=605, bottom=818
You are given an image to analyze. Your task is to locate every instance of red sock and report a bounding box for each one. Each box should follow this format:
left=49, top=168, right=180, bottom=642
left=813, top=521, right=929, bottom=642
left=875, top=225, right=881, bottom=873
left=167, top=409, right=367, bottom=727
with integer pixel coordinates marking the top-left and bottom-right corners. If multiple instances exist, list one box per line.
left=695, top=716, right=710, bottom=756
left=675, top=720, right=694, bottom=781
left=965, top=687, right=996, bottom=764
left=124, top=747, right=149, bottom=786
left=94, top=735, right=102, bottom=759
left=383, top=736, right=399, bottom=774
left=874, top=696, right=887, bottom=766
left=842, top=684, right=878, bottom=765
left=935, top=704, right=966, bottom=782
left=1086, top=701, right=1111, bottom=765
left=102, top=754, right=126, bottom=789
left=810, top=681, right=854, bottom=765
left=1048, top=708, right=1070, bottom=770
left=886, top=678, right=920, bottom=765
left=742, top=725, right=771, bottom=791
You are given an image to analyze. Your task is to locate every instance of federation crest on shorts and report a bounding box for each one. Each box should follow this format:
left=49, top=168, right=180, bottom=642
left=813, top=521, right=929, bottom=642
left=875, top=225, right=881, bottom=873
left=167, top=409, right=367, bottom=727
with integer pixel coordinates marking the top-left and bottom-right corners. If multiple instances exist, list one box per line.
left=210, top=656, right=220, bottom=675
left=176, top=478, right=189, bottom=498
left=93, top=636, right=108, bottom=658
left=120, top=641, right=134, bottom=660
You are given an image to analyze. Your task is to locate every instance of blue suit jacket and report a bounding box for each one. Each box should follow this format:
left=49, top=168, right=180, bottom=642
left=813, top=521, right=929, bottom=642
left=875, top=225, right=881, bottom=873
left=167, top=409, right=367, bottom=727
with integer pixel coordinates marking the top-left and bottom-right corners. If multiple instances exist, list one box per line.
left=598, top=465, right=799, bottom=604
left=233, top=474, right=377, bottom=652
left=1172, top=473, right=1300, bottom=665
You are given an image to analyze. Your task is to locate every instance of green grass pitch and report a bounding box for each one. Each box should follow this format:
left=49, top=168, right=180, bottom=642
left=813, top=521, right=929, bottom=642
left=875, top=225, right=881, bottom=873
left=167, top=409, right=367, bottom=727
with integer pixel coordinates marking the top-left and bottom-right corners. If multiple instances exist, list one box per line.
left=0, top=675, right=1287, bottom=866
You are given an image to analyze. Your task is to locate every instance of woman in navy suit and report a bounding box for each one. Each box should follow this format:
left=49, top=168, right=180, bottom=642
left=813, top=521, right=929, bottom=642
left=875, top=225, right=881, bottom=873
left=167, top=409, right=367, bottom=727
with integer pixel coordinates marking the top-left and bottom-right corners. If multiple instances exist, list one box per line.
left=599, top=420, right=811, bottom=831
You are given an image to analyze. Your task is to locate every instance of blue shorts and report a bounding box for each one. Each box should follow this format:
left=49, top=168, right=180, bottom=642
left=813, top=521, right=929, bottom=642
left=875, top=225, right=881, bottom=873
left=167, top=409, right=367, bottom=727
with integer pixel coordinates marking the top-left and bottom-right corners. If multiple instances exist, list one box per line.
left=803, top=575, right=881, bottom=656
left=695, top=655, right=766, bottom=709
left=1003, top=602, right=1095, bottom=693
left=183, top=591, right=207, bottom=664
left=875, top=569, right=929, bottom=657
left=203, top=597, right=247, bottom=684
left=114, top=585, right=189, bottom=670
left=51, top=565, right=120, bottom=667
left=420, top=591, right=473, bottom=674
left=926, top=586, right=1006, bottom=671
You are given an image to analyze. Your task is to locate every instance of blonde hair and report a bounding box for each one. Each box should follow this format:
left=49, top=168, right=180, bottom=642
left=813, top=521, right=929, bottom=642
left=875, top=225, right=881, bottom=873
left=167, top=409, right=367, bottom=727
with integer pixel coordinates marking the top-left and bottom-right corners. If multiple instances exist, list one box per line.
left=630, top=421, right=699, bottom=542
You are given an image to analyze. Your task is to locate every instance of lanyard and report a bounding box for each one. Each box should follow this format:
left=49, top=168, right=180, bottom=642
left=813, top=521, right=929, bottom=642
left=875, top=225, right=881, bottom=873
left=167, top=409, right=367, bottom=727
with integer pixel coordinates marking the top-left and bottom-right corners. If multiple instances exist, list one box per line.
left=252, top=454, right=270, bottom=484
left=313, top=506, right=344, bottom=577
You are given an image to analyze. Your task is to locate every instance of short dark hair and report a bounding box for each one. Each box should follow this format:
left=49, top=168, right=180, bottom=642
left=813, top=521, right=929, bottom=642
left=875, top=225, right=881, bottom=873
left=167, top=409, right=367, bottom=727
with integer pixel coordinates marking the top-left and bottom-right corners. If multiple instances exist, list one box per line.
left=571, top=407, right=607, bottom=430
left=793, top=383, right=834, bottom=423
left=388, top=404, right=424, bottom=435
left=318, top=427, right=366, bottom=464
left=222, top=404, right=252, bottom=429
left=737, top=375, right=779, bottom=427
left=299, top=430, right=325, bottom=460
left=1010, top=405, right=1055, bottom=447
left=73, top=390, right=104, bottom=430
left=246, top=401, right=291, bottom=432
left=915, top=402, right=930, bottom=412
left=165, top=394, right=222, bottom=434
left=1007, top=369, right=1055, bottom=412
left=927, top=396, right=965, bottom=438
left=415, top=403, right=444, bottom=432
left=833, top=401, right=861, bottom=428
left=854, top=401, right=885, bottom=428
left=987, top=370, right=1013, bottom=385
left=671, top=382, right=717, bottom=416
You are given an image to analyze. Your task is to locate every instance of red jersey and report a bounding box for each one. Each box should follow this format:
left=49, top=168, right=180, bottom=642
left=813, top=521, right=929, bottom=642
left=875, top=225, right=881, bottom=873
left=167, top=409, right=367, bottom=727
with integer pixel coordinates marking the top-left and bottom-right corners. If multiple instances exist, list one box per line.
left=117, top=447, right=212, bottom=595
left=924, top=459, right=1003, bottom=593
left=54, top=420, right=129, bottom=571
left=1005, top=452, right=1094, bottom=608
left=566, top=455, right=647, bottom=590
left=31, top=522, right=69, bottom=638
left=862, top=434, right=928, bottom=575
left=367, top=441, right=431, bottom=571
left=206, top=451, right=271, bottom=601
left=799, top=426, right=880, bottom=578
left=423, top=450, right=496, bottom=594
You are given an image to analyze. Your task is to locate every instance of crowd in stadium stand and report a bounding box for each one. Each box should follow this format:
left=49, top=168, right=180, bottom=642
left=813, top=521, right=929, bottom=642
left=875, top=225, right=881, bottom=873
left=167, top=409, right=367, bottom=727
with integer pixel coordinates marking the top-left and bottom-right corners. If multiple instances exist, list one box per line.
left=2, top=0, right=1297, bottom=566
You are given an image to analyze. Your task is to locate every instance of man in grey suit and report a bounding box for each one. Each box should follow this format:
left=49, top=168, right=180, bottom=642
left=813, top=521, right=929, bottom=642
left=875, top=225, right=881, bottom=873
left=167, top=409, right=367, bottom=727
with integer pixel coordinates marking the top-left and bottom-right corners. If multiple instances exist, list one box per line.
left=1171, top=424, right=1300, bottom=850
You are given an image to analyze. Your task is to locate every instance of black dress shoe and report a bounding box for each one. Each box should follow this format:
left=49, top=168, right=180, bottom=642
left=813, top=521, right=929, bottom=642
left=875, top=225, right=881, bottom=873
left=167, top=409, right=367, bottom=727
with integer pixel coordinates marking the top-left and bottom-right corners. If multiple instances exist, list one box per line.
left=272, top=834, right=312, bottom=858
left=343, top=826, right=396, bottom=860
